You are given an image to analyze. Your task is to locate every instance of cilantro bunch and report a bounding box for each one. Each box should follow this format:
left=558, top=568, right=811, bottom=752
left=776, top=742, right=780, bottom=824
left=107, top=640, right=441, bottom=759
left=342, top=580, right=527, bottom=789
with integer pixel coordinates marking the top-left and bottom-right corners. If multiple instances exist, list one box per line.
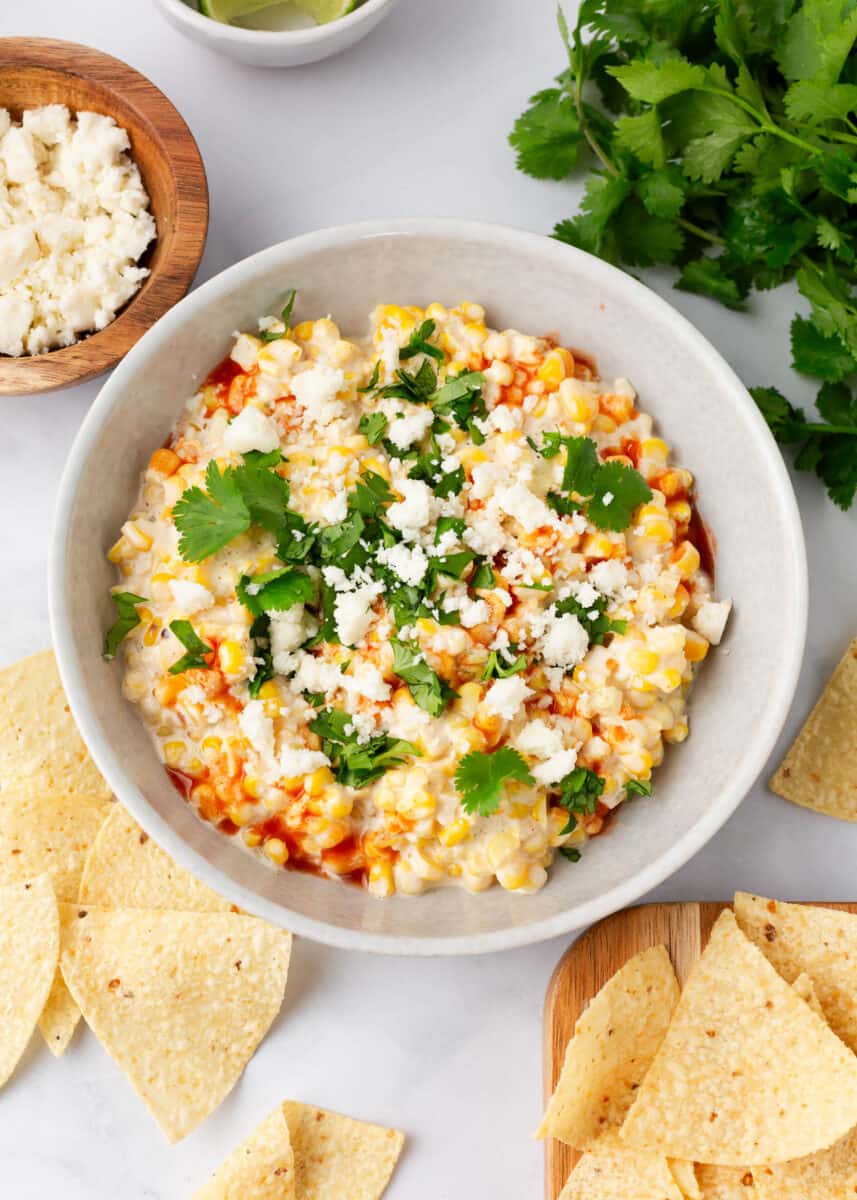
left=511, top=0, right=857, bottom=509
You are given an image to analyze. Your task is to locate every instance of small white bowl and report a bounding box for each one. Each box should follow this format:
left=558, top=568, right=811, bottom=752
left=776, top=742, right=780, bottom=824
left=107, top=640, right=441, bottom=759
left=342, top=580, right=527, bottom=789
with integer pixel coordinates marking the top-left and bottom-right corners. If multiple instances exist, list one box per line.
left=50, top=219, right=807, bottom=955
left=154, top=0, right=400, bottom=67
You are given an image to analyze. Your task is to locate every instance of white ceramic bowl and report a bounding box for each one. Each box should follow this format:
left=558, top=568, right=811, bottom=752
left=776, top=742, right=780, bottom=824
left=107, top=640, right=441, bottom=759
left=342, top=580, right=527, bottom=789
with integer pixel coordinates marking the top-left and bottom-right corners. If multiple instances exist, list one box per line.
left=50, top=219, right=807, bottom=955
left=154, top=0, right=400, bottom=67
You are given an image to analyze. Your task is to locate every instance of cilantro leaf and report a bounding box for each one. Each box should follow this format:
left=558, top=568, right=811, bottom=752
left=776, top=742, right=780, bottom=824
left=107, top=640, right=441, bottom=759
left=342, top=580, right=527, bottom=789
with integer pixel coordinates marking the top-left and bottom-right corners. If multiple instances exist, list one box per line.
left=556, top=592, right=626, bottom=646
left=455, top=747, right=535, bottom=818
left=358, top=361, right=381, bottom=393
left=358, top=411, right=388, bottom=444
left=233, top=457, right=291, bottom=534
left=509, top=87, right=584, bottom=180
left=587, top=460, right=652, bottom=530
left=309, top=707, right=420, bottom=788
left=259, top=289, right=297, bottom=343
left=635, top=168, right=686, bottom=220
left=173, top=461, right=251, bottom=563
left=791, top=315, right=857, bottom=382
left=555, top=766, right=605, bottom=833
left=378, top=360, right=437, bottom=404
left=614, top=109, right=665, bottom=168
left=676, top=257, right=747, bottom=310
left=103, top=592, right=148, bottom=660
left=390, top=639, right=454, bottom=717
left=247, top=614, right=274, bottom=699
left=481, top=647, right=527, bottom=680
left=167, top=620, right=213, bottom=675
left=237, top=567, right=315, bottom=617
left=607, top=58, right=706, bottom=104
left=399, top=319, right=444, bottom=362
left=626, top=778, right=653, bottom=797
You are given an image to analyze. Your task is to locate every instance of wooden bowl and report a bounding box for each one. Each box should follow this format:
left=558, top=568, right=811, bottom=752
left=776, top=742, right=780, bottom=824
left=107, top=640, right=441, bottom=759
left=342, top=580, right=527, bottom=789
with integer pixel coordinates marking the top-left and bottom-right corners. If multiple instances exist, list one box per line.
left=0, top=39, right=208, bottom=396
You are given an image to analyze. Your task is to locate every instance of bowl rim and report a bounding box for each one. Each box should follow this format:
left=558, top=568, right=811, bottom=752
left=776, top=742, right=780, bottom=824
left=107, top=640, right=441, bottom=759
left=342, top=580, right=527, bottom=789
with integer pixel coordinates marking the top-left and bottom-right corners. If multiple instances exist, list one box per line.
left=155, top=0, right=398, bottom=44
left=50, top=218, right=808, bottom=955
left=0, top=38, right=209, bottom=397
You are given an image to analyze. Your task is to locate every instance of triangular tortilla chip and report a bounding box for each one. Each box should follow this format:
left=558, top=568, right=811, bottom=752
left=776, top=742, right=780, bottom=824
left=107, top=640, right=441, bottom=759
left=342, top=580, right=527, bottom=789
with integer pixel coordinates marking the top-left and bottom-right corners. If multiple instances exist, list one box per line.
left=0, top=875, right=58, bottom=1087
left=735, top=892, right=857, bottom=1052
left=80, top=805, right=232, bottom=911
left=193, top=1105, right=295, bottom=1199
left=537, top=945, right=679, bottom=1147
left=620, top=910, right=857, bottom=1165
left=769, top=637, right=857, bottom=819
left=696, top=1166, right=757, bottom=1199
left=0, top=650, right=111, bottom=804
left=752, top=1124, right=857, bottom=1198
left=559, top=1129, right=683, bottom=1200
left=670, top=1159, right=702, bottom=1199
left=38, top=903, right=84, bottom=1056
left=60, top=908, right=291, bottom=1141
left=791, top=972, right=823, bottom=1017
left=282, top=1101, right=404, bottom=1200
left=0, top=788, right=112, bottom=901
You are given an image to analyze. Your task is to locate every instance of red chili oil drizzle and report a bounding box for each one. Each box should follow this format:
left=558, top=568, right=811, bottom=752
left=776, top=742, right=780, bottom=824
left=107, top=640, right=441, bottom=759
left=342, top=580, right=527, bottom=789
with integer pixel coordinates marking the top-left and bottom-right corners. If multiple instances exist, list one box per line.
left=205, top=356, right=244, bottom=392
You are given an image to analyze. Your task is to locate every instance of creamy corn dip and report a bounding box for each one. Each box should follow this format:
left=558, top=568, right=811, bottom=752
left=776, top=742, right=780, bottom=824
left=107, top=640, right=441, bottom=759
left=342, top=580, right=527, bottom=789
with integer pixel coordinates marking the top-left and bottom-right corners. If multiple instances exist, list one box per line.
left=107, top=300, right=730, bottom=897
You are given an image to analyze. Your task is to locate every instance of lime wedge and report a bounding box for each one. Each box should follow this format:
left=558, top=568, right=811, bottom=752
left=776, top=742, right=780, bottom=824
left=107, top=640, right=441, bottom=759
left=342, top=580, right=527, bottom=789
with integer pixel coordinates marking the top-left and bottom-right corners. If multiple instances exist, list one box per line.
left=293, top=0, right=357, bottom=21
left=199, top=0, right=357, bottom=23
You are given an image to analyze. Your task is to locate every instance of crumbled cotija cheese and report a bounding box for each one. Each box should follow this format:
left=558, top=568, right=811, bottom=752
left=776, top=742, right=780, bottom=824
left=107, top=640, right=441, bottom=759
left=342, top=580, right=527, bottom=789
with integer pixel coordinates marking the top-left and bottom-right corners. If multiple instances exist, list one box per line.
left=0, top=105, right=156, bottom=357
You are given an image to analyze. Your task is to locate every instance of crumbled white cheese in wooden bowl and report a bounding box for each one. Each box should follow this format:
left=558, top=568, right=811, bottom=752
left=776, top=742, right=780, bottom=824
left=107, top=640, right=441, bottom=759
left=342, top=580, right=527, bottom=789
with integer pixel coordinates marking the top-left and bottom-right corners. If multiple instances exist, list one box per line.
left=0, top=104, right=156, bottom=357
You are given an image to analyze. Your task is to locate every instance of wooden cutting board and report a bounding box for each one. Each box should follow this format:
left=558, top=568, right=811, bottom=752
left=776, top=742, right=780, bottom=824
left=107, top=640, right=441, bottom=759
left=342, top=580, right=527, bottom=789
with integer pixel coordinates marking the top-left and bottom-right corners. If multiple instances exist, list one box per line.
left=542, top=900, right=857, bottom=1199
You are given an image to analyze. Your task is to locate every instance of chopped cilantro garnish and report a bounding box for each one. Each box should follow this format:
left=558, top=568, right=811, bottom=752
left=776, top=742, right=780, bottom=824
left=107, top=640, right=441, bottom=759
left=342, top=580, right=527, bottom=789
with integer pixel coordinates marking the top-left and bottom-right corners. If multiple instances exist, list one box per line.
left=532, top=434, right=651, bottom=531
left=560, top=845, right=582, bottom=863
left=390, top=638, right=455, bottom=717
left=358, top=411, right=388, bottom=444
left=455, top=747, right=535, bottom=817
left=348, top=471, right=395, bottom=517
left=173, top=461, right=251, bottom=563
left=435, top=465, right=465, bottom=498
left=481, top=647, right=527, bottom=680
left=434, top=516, right=466, bottom=542
left=309, top=706, right=420, bottom=788
left=302, top=690, right=325, bottom=708
left=247, top=614, right=274, bottom=699
left=555, top=593, right=626, bottom=646
left=259, top=289, right=297, bottom=343
left=399, top=318, right=444, bottom=362
left=233, top=456, right=292, bottom=534
left=237, top=567, right=315, bottom=617
left=470, top=559, right=496, bottom=589
left=276, top=510, right=317, bottom=563
left=167, top=620, right=213, bottom=675
left=103, top=592, right=148, bottom=660
left=626, top=778, right=653, bottom=798
left=431, top=371, right=487, bottom=436
left=555, top=767, right=605, bottom=834
left=432, top=549, right=476, bottom=579
left=378, top=359, right=437, bottom=404
left=358, top=361, right=382, bottom=394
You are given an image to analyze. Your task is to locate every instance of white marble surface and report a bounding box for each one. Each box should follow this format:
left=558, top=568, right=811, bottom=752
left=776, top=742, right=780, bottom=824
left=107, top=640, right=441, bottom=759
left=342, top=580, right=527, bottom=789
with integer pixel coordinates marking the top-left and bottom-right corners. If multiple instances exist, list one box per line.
left=1, top=1, right=855, bottom=1195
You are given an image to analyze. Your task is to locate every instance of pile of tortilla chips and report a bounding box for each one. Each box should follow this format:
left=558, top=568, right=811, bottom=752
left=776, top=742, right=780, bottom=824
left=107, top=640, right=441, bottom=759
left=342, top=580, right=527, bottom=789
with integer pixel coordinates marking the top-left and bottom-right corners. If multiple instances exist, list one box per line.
left=540, top=896, right=857, bottom=1199
left=0, top=652, right=295, bottom=1143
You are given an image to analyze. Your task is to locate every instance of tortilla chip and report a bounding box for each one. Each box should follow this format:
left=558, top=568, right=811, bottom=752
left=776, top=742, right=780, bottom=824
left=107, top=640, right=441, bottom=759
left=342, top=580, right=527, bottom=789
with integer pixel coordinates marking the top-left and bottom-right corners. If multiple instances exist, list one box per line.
left=0, top=788, right=112, bottom=902
left=559, top=1130, right=682, bottom=1200
left=193, top=1105, right=295, bottom=1199
left=537, top=945, right=679, bottom=1147
left=769, top=637, right=857, bottom=819
left=670, top=1159, right=702, bottom=1199
left=735, top=892, right=857, bottom=1053
left=696, top=1166, right=757, bottom=1199
left=620, top=910, right=857, bottom=1166
left=38, top=903, right=84, bottom=1056
left=60, top=908, right=291, bottom=1141
left=0, top=650, right=111, bottom=804
left=791, top=972, right=823, bottom=1017
left=0, top=875, right=59, bottom=1087
left=282, top=1101, right=404, bottom=1200
left=80, top=805, right=232, bottom=912
left=753, top=1124, right=857, bottom=1198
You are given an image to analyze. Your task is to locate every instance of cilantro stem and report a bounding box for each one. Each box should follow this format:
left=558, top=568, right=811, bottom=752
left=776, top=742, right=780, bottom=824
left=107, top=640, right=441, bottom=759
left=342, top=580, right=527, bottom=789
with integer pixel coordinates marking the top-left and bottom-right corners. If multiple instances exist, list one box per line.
left=572, top=75, right=618, bottom=177
left=675, top=217, right=724, bottom=246
left=700, top=84, right=825, bottom=159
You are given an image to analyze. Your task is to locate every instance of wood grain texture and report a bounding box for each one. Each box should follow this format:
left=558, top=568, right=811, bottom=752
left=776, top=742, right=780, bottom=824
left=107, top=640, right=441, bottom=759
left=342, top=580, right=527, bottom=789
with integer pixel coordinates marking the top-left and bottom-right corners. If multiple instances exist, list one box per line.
left=0, top=38, right=208, bottom=396
left=543, top=901, right=857, bottom=1200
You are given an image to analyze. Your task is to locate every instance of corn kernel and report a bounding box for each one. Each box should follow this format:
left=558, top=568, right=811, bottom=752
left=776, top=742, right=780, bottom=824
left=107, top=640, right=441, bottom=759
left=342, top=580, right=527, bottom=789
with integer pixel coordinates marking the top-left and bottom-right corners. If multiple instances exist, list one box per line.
left=142, top=622, right=160, bottom=648
left=439, top=818, right=471, bottom=848
left=593, top=414, right=617, bottom=434
left=628, top=647, right=659, bottom=675
left=107, top=537, right=128, bottom=563
left=307, top=766, right=335, bottom=797
left=486, top=830, right=519, bottom=872
left=558, top=379, right=598, bottom=425
left=122, top=520, right=153, bottom=551
left=685, top=630, right=709, bottom=663
left=263, top=837, right=289, bottom=865
left=537, top=349, right=568, bottom=391
left=256, top=680, right=280, bottom=702
left=673, top=540, right=701, bottom=579
left=497, top=861, right=531, bottom=891
left=460, top=446, right=489, bottom=467
left=243, top=776, right=260, bottom=799
left=218, top=640, right=244, bottom=676
left=642, top=518, right=673, bottom=544
left=149, top=448, right=181, bottom=477
left=243, top=829, right=263, bottom=848
left=668, top=584, right=690, bottom=619
left=667, top=499, right=692, bottom=526
left=323, top=789, right=354, bottom=819
left=228, top=802, right=256, bottom=827
left=425, top=302, right=448, bottom=321
left=163, top=740, right=184, bottom=767
left=582, top=531, right=615, bottom=559
left=660, top=667, right=683, bottom=692
left=368, top=860, right=394, bottom=898
left=641, top=437, right=669, bottom=463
